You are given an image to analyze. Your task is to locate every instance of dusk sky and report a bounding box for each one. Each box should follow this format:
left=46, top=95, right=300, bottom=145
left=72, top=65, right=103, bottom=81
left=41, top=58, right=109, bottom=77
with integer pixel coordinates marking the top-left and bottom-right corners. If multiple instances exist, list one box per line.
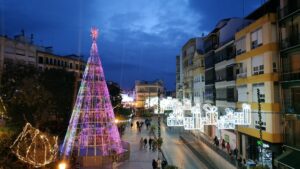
left=0, top=0, right=262, bottom=90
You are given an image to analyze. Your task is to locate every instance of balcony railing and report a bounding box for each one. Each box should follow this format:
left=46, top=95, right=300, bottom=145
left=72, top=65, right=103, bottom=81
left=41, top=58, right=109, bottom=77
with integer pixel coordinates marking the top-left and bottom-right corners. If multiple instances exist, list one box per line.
left=279, top=3, right=300, bottom=20
left=237, top=72, right=247, bottom=79
left=281, top=71, right=300, bottom=82
left=281, top=33, right=300, bottom=50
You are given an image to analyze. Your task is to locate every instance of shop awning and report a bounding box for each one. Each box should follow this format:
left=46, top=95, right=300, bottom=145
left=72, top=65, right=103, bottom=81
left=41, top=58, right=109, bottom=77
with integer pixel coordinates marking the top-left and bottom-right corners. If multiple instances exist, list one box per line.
left=275, top=150, right=300, bottom=169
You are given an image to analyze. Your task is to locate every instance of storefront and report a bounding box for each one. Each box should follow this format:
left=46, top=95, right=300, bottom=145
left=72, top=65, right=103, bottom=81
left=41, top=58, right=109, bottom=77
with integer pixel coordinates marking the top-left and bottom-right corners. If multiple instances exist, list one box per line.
left=239, top=133, right=282, bottom=168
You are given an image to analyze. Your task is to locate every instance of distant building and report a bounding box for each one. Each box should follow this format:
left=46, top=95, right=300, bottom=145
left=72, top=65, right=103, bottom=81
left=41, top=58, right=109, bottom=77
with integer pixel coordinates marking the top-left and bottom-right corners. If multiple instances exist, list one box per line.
left=176, top=37, right=205, bottom=106
left=135, top=80, right=164, bottom=109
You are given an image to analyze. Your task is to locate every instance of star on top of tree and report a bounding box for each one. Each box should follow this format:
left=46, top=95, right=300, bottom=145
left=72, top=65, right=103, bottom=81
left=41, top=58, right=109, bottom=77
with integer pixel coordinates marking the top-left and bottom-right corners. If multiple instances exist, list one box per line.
left=91, top=27, right=99, bottom=41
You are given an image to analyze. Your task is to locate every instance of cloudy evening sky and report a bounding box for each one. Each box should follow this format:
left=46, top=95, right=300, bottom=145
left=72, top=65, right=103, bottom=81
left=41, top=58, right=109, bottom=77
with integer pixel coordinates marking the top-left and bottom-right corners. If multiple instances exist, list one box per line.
left=0, top=0, right=263, bottom=90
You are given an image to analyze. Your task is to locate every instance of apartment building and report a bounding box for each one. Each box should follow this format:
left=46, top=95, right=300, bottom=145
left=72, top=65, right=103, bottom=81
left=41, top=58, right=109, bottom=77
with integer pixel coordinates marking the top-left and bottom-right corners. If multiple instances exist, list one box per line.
left=176, top=55, right=182, bottom=100
left=135, top=80, right=164, bottom=109
left=234, top=1, right=281, bottom=166
left=275, top=0, right=300, bottom=168
left=182, top=38, right=197, bottom=104
left=192, top=39, right=205, bottom=105
left=214, top=18, right=252, bottom=149
left=203, top=18, right=251, bottom=139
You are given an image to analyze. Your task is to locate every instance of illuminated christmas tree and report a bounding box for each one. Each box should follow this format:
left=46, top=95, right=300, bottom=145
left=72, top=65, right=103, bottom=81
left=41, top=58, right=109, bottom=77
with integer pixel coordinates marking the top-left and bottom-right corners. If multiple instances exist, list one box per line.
left=61, top=28, right=124, bottom=157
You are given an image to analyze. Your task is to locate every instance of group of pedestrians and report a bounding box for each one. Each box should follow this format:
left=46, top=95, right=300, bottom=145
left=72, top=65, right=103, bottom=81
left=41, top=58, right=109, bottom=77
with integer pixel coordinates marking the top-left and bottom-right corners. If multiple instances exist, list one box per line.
left=140, top=137, right=157, bottom=151
left=135, top=121, right=144, bottom=132
left=152, top=158, right=167, bottom=169
left=213, top=136, right=231, bottom=154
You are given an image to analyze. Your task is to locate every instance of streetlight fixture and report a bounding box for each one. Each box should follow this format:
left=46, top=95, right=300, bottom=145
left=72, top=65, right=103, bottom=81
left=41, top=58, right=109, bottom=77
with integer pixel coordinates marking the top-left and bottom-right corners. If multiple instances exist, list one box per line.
left=58, top=161, right=67, bottom=169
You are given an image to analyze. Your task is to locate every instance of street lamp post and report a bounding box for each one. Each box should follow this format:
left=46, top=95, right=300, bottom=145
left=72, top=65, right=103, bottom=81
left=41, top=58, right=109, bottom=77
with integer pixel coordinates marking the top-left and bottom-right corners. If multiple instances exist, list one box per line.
left=257, top=89, right=264, bottom=165
left=157, top=89, right=161, bottom=158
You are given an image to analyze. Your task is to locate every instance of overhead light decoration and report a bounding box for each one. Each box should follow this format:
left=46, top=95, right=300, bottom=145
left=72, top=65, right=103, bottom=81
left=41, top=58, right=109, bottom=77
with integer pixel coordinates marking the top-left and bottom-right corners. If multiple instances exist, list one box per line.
left=184, top=103, right=203, bottom=131
left=150, top=97, right=251, bottom=131
left=10, top=123, right=58, bottom=168
left=203, top=104, right=218, bottom=125
left=166, top=100, right=184, bottom=126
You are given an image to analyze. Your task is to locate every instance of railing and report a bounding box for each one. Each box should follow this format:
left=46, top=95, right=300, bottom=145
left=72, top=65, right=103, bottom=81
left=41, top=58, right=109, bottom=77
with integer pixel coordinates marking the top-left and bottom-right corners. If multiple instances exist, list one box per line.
left=279, top=3, right=300, bottom=20
left=237, top=72, right=247, bottom=79
left=181, top=132, right=246, bottom=169
left=281, top=33, right=300, bottom=50
left=281, top=71, right=300, bottom=82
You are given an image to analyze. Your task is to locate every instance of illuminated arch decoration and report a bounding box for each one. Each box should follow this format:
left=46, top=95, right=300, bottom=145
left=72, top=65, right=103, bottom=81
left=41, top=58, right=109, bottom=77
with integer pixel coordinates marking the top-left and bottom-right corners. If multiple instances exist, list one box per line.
left=10, top=123, right=58, bottom=168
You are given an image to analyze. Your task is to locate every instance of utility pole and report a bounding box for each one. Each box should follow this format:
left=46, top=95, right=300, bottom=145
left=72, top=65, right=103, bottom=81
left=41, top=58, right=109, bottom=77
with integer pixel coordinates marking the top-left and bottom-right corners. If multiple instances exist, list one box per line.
left=257, top=88, right=263, bottom=165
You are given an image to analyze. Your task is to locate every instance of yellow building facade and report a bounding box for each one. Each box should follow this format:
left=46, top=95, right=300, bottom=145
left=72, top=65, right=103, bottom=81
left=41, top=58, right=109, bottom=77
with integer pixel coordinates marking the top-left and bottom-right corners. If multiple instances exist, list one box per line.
left=235, top=13, right=283, bottom=160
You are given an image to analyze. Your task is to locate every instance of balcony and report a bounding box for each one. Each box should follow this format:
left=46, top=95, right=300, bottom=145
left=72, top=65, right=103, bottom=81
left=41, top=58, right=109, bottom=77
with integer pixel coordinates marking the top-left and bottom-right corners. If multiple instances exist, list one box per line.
left=237, top=72, right=247, bottom=79
left=281, top=71, right=300, bottom=82
left=279, top=2, right=300, bottom=20
left=281, top=33, right=300, bottom=50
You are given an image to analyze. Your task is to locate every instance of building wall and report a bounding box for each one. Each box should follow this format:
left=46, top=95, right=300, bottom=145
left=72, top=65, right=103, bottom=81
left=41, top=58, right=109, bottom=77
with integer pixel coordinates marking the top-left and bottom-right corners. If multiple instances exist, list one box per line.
left=135, top=80, right=164, bottom=108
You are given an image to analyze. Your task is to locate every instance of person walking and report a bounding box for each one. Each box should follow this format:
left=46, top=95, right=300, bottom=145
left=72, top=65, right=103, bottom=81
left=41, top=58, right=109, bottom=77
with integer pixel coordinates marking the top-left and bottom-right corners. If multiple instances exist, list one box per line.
left=149, top=137, right=153, bottom=150
left=226, top=142, right=231, bottom=154
left=222, top=139, right=226, bottom=149
left=136, top=121, right=140, bottom=128
left=157, top=158, right=162, bottom=169
left=152, top=159, right=158, bottom=169
left=144, top=138, right=147, bottom=149
left=130, top=122, right=133, bottom=128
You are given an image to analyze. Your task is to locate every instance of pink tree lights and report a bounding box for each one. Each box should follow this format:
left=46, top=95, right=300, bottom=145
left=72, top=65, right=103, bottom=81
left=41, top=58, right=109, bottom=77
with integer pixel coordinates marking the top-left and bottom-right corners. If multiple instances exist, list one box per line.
left=61, top=28, right=124, bottom=157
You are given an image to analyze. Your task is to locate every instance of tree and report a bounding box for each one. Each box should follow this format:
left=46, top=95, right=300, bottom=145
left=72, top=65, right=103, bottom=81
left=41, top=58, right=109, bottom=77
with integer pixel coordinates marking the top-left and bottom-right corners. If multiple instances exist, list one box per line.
left=107, top=81, right=122, bottom=109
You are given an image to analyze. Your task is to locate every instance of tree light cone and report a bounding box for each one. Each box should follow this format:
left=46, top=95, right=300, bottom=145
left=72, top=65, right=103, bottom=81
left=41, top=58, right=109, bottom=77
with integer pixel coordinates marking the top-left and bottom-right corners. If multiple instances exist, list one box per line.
left=61, top=28, right=124, bottom=157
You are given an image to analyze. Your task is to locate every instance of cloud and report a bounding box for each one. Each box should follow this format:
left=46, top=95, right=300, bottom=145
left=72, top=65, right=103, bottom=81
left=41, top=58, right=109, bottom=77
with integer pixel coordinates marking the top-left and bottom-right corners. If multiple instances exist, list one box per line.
left=1, top=0, right=261, bottom=89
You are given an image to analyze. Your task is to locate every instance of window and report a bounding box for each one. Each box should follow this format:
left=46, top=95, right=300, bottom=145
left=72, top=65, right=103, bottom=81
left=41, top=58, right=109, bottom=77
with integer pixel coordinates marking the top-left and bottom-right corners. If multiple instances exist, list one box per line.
left=70, top=63, right=73, bottom=69
left=273, top=62, right=277, bottom=72
left=237, top=85, right=247, bottom=102
left=236, top=37, right=246, bottom=55
left=38, top=57, right=43, bottom=64
left=252, top=83, right=265, bottom=102
left=216, top=88, right=227, bottom=100
left=252, top=56, right=264, bottom=75
left=251, top=28, right=262, bottom=49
